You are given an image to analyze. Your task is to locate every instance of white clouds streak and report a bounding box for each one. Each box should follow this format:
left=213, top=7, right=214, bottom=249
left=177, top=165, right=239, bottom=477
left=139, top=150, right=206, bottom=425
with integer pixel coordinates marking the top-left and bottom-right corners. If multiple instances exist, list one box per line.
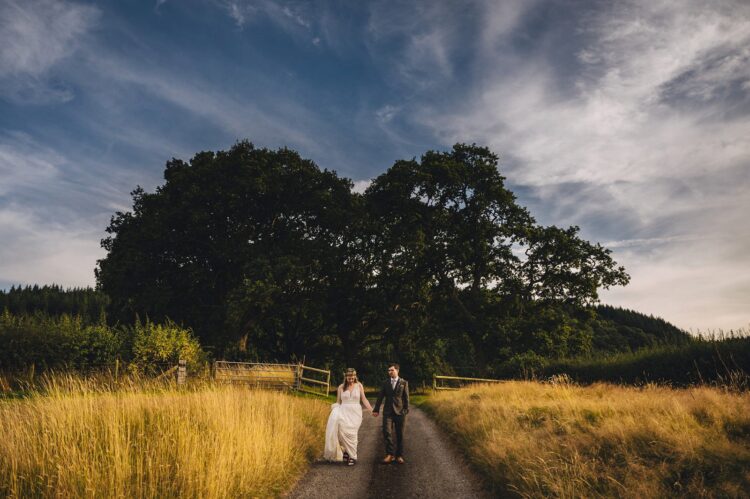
left=404, top=0, right=750, bottom=189
left=0, top=0, right=99, bottom=103
left=216, top=0, right=317, bottom=45
left=0, top=131, right=60, bottom=195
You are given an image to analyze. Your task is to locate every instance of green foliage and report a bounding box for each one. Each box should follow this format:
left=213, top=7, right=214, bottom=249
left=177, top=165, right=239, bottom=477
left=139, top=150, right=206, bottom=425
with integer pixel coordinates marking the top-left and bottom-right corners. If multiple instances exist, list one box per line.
left=0, top=310, right=205, bottom=374
left=0, top=310, right=121, bottom=371
left=128, top=318, right=204, bottom=373
left=500, top=351, right=548, bottom=378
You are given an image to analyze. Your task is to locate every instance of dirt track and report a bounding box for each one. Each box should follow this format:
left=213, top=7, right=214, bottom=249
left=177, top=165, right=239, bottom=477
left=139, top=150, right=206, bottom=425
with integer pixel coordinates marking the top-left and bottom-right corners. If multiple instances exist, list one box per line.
left=286, top=407, right=491, bottom=499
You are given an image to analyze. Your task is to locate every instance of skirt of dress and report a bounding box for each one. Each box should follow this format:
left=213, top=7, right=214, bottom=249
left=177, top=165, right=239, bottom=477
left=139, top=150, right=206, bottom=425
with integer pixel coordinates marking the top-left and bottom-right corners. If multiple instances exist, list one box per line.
left=337, top=402, right=363, bottom=459
left=323, top=402, right=363, bottom=461
left=324, top=404, right=343, bottom=461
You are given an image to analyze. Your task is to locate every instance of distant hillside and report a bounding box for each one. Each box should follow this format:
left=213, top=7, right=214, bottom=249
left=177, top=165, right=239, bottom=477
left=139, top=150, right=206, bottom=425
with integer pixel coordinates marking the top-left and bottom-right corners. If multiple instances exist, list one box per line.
left=591, top=304, right=691, bottom=353
left=0, top=284, right=108, bottom=323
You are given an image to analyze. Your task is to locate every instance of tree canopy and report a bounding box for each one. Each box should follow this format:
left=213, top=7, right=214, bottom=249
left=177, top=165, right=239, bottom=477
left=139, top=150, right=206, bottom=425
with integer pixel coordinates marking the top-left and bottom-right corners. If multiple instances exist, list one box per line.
left=95, top=141, right=630, bottom=379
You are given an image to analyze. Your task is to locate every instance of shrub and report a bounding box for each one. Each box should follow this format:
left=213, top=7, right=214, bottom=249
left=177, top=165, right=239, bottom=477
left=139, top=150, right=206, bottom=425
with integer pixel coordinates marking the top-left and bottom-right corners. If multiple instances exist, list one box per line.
left=128, top=318, right=205, bottom=373
left=0, top=311, right=120, bottom=371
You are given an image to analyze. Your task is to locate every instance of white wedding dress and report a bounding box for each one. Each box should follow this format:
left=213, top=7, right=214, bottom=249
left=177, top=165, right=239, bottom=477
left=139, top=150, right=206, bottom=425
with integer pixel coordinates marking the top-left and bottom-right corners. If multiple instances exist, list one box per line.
left=324, top=383, right=371, bottom=461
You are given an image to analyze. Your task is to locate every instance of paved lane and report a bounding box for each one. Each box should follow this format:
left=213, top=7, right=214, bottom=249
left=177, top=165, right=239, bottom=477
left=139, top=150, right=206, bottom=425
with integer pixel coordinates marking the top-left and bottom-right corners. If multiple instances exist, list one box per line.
left=286, top=407, right=491, bottom=499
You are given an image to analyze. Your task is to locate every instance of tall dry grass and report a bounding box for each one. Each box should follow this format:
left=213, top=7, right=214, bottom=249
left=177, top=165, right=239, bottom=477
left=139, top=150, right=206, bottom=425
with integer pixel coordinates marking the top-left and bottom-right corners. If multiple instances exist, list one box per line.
left=423, top=381, right=750, bottom=498
left=0, top=374, right=329, bottom=498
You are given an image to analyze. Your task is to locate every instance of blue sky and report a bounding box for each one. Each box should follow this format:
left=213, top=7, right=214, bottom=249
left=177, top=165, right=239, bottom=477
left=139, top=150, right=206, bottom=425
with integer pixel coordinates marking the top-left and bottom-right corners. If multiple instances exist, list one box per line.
left=1, top=0, right=749, bottom=332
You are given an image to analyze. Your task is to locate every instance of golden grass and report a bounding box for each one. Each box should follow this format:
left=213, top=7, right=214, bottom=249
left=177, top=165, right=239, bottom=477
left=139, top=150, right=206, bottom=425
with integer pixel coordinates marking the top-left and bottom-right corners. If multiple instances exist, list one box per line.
left=0, top=374, right=329, bottom=498
left=423, top=381, right=750, bottom=498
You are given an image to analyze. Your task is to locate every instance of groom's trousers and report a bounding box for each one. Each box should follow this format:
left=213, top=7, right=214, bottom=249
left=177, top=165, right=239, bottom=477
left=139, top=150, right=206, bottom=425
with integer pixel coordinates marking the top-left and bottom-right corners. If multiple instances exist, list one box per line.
left=383, top=412, right=405, bottom=457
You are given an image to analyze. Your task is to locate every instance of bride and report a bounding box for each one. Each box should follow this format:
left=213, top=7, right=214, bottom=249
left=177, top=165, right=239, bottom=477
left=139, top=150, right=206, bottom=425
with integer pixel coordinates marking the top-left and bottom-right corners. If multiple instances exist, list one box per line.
left=324, top=368, right=373, bottom=465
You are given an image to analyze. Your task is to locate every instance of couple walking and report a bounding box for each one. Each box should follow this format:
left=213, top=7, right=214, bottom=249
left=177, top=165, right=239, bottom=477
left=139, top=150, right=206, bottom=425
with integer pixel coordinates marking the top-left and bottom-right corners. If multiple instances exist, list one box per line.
left=324, top=363, right=410, bottom=466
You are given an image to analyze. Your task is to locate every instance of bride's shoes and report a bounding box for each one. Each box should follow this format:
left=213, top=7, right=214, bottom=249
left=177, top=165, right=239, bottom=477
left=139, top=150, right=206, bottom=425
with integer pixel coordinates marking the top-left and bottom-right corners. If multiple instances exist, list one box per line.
left=342, top=451, right=349, bottom=462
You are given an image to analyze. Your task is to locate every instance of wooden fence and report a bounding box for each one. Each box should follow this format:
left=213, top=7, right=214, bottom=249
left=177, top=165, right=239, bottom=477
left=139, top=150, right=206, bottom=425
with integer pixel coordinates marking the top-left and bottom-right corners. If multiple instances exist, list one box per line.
left=432, top=374, right=504, bottom=391
left=214, top=361, right=330, bottom=396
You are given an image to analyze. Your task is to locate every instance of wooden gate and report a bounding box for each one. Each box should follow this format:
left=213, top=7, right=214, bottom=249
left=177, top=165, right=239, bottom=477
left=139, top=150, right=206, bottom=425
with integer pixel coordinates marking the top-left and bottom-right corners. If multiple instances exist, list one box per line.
left=214, top=361, right=330, bottom=396
left=296, top=364, right=331, bottom=396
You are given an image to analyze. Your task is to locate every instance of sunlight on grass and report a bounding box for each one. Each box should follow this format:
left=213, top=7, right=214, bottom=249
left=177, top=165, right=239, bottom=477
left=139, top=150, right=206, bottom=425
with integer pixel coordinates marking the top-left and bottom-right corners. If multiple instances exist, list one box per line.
left=0, top=374, right=328, bottom=498
left=424, top=381, right=750, bottom=498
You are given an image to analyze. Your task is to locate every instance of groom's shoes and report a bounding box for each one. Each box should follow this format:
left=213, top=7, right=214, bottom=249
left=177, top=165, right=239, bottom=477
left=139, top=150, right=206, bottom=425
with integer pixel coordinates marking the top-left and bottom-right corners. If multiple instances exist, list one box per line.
left=396, top=456, right=405, bottom=464
left=381, top=455, right=395, bottom=464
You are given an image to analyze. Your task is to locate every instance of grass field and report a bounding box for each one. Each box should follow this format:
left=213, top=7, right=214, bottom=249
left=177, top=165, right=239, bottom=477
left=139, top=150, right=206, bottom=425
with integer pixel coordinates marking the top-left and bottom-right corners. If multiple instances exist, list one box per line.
left=422, top=381, right=750, bottom=498
left=0, top=375, right=329, bottom=498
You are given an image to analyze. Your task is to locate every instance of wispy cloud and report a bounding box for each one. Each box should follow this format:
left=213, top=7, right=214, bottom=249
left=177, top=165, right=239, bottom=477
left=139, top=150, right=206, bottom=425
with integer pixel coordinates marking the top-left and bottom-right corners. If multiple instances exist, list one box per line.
left=0, top=131, right=60, bottom=196
left=361, top=0, right=750, bottom=329
left=375, top=104, right=399, bottom=124
left=216, top=0, right=318, bottom=44
left=399, top=1, right=750, bottom=185
left=365, top=1, right=457, bottom=86
left=0, top=0, right=99, bottom=103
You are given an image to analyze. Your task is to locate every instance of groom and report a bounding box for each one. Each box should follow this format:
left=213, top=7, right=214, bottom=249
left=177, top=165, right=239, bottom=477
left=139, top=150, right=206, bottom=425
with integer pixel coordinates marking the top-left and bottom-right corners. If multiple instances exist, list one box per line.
left=372, top=362, right=409, bottom=464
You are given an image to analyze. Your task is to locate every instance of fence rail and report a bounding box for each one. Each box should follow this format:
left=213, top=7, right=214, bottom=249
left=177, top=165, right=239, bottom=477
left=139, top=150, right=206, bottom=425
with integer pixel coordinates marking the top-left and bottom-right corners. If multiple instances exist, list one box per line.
left=433, top=374, right=504, bottom=391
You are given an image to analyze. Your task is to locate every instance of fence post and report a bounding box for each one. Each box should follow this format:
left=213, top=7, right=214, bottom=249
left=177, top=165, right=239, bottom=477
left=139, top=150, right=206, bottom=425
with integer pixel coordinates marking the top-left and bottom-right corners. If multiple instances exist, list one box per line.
left=177, top=359, right=187, bottom=385
left=432, top=374, right=436, bottom=392
left=114, top=359, right=120, bottom=380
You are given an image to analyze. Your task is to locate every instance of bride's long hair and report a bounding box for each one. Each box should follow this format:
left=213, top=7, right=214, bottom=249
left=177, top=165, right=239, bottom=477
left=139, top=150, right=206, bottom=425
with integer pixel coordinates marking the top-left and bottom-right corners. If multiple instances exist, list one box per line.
left=343, top=368, right=358, bottom=388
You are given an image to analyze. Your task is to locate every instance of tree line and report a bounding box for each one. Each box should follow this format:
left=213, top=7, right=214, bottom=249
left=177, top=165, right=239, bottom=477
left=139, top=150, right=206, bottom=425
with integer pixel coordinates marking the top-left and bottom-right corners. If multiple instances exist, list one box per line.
left=1, top=284, right=108, bottom=322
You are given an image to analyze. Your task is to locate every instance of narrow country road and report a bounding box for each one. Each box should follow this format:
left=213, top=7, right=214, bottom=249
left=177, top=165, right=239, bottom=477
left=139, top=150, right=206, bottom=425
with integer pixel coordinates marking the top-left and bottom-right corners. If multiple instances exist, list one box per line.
left=286, top=407, right=492, bottom=499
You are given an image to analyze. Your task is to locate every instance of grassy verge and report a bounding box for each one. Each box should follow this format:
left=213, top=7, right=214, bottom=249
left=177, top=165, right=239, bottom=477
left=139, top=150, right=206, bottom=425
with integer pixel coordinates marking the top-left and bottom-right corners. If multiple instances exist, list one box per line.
left=0, top=374, right=329, bottom=498
left=422, top=381, right=750, bottom=498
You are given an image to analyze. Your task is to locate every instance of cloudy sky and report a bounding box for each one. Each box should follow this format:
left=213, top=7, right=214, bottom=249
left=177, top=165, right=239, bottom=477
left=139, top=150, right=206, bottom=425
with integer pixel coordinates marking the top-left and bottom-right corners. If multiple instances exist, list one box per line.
left=1, top=0, right=749, bottom=332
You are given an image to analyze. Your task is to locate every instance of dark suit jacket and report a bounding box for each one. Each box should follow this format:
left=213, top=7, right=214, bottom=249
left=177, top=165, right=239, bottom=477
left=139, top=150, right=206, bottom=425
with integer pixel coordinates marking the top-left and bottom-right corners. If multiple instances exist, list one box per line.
left=374, top=377, right=409, bottom=416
